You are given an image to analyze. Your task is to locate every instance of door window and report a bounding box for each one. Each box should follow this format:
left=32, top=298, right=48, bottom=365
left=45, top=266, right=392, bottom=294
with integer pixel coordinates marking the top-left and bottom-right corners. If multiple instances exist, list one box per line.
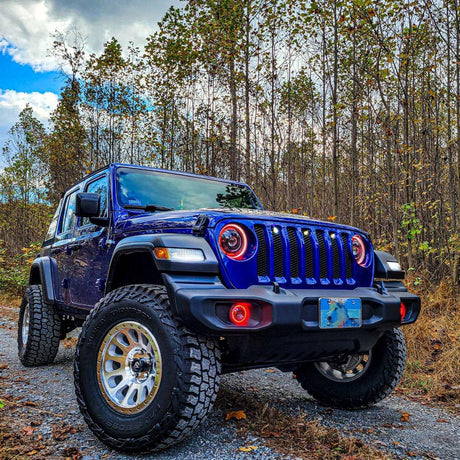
left=80, top=175, right=108, bottom=227
left=43, top=201, right=62, bottom=245
left=57, top=191, right=78, bottom=239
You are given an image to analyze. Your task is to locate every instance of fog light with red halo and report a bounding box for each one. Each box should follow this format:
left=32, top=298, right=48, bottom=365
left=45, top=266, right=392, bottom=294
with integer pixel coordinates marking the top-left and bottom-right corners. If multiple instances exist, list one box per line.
left=229, top=302, right=251, bottom=326
left=400, top=302, right=407, bottom=321
left=351, top=234, right=367, bottom=266
left=219, top=223, right=248, bottom=259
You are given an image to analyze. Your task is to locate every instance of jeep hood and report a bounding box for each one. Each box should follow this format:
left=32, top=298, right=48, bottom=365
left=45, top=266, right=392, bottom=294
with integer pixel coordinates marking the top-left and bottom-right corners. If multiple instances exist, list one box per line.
left=117, top=208, right=366, bottom=235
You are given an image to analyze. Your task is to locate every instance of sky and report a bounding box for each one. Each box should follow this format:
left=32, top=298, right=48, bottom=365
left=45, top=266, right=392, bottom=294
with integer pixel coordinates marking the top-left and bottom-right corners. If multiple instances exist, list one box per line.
left=0, top=0, right=179, bottom=153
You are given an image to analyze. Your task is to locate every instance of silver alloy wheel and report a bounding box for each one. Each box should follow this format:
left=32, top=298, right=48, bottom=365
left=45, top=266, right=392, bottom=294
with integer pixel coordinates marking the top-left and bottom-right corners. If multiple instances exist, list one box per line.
left=22, top=303, right=30, bottom=345
left=97, top=321, right=162, bottom=414
left=314, top=351, right=372, bottom=382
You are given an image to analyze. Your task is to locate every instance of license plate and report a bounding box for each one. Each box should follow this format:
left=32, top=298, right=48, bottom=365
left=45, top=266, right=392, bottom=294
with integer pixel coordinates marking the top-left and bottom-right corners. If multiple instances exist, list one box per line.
left=319, top=298, right=362, bottom=329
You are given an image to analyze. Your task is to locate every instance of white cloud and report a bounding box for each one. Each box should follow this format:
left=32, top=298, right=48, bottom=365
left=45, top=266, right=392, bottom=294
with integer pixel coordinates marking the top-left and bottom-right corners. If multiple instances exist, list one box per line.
left=0, top=89, right=58, bottom=121
left=0, top=90, right=59, bottom=152
left=0, top=0, right=178, bottom=72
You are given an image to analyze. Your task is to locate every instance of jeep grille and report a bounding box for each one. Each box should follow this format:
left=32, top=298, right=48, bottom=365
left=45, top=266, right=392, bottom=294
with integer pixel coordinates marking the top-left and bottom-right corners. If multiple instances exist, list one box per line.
left=254, top=224, right=356, bottom=286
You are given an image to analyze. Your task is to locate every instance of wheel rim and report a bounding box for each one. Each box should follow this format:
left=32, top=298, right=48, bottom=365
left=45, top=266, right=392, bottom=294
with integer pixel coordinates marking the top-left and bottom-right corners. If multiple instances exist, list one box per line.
left=22, top=303, right=30, bottom=345
left=314, top=351, right=372, bottom=382
left=97, top=321, right=162, bottom=414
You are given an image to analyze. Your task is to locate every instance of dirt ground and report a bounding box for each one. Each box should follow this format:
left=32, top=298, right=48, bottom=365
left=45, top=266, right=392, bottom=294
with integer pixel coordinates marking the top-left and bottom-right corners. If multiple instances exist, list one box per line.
left=1, top=302, right=459, bottom=460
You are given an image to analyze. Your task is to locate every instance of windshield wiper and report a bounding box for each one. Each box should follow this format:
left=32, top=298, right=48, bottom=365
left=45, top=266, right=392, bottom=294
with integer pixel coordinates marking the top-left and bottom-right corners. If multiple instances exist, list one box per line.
left=123, top=204, right=174, bottom=212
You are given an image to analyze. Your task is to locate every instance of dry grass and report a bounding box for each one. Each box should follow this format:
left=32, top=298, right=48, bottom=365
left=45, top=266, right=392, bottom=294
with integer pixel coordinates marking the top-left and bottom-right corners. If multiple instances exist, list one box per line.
left=400, top=274, right=459, bottom=408
left=217, top=388, right=389, bottom=459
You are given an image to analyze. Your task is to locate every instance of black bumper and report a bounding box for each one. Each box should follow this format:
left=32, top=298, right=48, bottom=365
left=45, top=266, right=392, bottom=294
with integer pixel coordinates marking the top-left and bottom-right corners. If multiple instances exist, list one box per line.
left=164, top=274, right=420, bottom=336
left=163, top=274, right=420, bottom=371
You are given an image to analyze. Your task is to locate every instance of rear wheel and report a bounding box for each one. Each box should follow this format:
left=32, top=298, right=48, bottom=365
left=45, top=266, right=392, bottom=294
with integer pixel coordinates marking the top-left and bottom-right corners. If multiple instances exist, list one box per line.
left=295, top=328, right=406, bottom=409
left=74, top=284, right=220, bottom=453
left=18, top=285, right=61, bottom=366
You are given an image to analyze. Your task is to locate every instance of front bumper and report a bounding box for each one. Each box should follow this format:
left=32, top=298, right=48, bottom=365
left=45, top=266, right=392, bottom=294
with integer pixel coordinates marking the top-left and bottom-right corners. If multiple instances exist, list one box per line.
left=164, top=274, right=421, bottom=336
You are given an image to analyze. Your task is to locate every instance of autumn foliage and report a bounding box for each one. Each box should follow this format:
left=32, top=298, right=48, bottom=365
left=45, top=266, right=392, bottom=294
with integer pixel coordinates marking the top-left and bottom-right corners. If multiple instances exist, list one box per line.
left=0, top=1, right=459, bottom=284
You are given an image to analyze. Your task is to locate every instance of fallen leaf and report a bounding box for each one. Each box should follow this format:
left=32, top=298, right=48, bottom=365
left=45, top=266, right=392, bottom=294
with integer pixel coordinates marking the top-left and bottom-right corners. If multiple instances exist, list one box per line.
left=406, top=452, right=417, bottom=457
left=63, top=337, right=78, bottom=349
left=24, top=401, right=38, bottom=407
left=27, top=451, right=38, bottom=456
left=22, top=426, right=34, bottom=436
left=373, top=440, right=387, bottom=446
left=225, top=410, right=247, bottom=421
left=0, top=363, right=7, bottom=370
left=393, top=441, right=400, bottom=445
left=400, top=412, right=411, bottom=422
left=368, top=428, right=374, bottom=433
left=238, top=445, right=258, bottom=452
left=263, top=431, right=280, bottom=438
left=265, top=369, right=275, bottom=373
left=437, top=419, right=448, bottom=423
left=52, top=423, right=79, bottom=441
left=63, top=446, right=81, bottom=459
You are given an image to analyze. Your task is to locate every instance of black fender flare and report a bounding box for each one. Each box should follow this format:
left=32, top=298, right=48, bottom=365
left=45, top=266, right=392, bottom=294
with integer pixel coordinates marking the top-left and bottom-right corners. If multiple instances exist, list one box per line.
left=29, top=257, right=57, bottom=303
left=374, top=250, right=405, bottom=280
left=105, top=233, right=219, bottom=294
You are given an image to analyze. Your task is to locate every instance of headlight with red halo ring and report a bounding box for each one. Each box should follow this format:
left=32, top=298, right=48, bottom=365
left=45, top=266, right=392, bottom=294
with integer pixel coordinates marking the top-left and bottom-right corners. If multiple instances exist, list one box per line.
left=219, top=223, right=248, bottom=259
left=351, top=234, right=367, bottom=266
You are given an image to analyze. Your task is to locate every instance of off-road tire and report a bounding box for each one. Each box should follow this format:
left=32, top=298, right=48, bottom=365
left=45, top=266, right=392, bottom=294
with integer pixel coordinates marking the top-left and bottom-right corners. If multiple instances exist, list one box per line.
left=74, top=284, right=221, bottom=453
left=295, top=328, right=406, bottom=409
left=18, top=285, right=61, bottom=366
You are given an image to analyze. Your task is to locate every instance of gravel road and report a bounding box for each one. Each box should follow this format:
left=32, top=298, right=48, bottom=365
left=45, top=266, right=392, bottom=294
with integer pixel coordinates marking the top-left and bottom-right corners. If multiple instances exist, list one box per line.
left=1, top=304, right=459, bottom=460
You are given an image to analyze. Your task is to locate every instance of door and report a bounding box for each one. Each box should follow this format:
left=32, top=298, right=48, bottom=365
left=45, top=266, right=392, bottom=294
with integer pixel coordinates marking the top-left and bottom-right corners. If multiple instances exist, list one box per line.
left=69, top=174, right=111, bottom=308
left=50, top=189, right=79, bottom=305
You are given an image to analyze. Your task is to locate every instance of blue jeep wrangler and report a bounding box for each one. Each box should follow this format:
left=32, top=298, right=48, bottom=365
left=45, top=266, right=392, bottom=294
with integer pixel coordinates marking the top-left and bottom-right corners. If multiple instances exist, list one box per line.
left=18, top=163, right=420, bottom=452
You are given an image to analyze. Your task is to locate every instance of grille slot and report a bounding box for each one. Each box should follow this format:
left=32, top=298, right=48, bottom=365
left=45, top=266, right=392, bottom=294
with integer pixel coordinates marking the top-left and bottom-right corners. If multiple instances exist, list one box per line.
left=255, top=225, right=268, bottom=277
left=303, top=229, right=314, bottom=278
left=330, top=232, right=341, bottom=279
left=316, top=230, right=328, bottom=279
left=287, top=227, right=299, bottom=278
left=273, top=228, right=284, bottom=278
left=342, top=233, right=353, bottom=279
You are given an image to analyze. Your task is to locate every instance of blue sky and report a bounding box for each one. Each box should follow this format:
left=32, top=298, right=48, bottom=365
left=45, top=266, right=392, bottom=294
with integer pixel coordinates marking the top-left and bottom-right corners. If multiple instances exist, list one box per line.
left=0, top=53, right=63, bottom=94
left=0, top=0, right=178, bottom=156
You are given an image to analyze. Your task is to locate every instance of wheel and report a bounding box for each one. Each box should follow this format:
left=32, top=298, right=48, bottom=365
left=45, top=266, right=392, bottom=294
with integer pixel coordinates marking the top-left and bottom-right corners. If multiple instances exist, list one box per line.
left=18, top=285, right=61, bottom=366
left=295, top=328, right=406, bottom=409
left=74, top=284, right=221, bottom=453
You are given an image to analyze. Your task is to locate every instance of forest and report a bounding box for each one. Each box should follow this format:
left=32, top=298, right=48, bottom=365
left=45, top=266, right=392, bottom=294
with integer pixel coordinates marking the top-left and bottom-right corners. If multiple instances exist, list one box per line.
left=0, top=0, right=459, bottom=288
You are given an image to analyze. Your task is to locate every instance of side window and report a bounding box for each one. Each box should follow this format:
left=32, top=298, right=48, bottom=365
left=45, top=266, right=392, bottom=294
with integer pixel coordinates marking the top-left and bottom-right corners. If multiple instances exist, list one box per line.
left=80, top=175, right=108, bottom=227
left=43, top=202, right=62, bottom=245
left=57, top=191, right=78, bottom=239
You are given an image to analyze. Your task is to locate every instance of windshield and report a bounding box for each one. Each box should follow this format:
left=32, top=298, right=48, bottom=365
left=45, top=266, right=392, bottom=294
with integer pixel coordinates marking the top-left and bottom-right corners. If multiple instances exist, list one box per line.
left=116, top=168, right=262, bottom=211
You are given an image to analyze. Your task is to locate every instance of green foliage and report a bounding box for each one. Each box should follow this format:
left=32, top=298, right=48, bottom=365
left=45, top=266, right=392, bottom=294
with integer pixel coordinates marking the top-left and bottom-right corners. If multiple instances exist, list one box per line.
left=401, top=203, right=422, bottom=242
left=0, top=241, right=41, bottom=296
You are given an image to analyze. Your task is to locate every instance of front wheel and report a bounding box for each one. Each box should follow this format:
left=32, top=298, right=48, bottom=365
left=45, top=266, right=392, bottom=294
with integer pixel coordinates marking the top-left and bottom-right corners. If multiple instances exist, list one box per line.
left=74, top=284, right=221, bottom=453
left=295, top=328, right=406, bottom=409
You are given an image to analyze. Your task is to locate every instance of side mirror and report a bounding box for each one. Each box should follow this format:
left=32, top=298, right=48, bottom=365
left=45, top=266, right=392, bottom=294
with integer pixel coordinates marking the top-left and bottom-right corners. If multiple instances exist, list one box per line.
left=76, top=192, right=100, bottom=218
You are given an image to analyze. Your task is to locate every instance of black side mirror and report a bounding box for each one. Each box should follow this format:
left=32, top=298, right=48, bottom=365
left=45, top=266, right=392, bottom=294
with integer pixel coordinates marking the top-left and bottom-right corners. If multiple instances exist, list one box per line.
left=76, top=192, right=100, bottom=217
